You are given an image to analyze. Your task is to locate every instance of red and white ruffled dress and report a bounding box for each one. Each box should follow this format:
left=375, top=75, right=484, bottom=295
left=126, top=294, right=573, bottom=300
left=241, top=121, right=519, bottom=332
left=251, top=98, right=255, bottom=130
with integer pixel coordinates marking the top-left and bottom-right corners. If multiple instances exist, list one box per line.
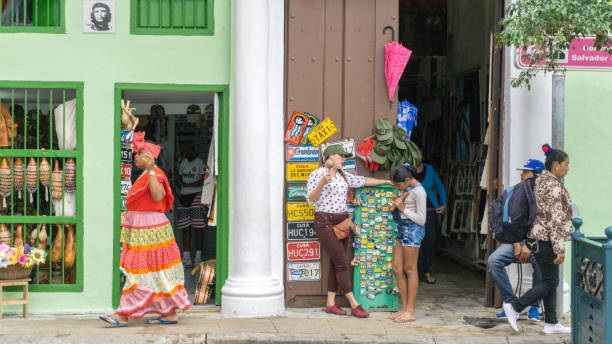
left=117, top=168, right=191, bottom=318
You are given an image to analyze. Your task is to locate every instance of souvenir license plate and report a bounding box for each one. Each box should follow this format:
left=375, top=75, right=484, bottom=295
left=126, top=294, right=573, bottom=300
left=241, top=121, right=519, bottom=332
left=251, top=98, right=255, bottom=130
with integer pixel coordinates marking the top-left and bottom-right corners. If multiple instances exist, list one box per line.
left=287, top=241, right=320, bottom=261
left=307, top=118, right=338, bottom=147
left=287, top=262, right=321, bottom=281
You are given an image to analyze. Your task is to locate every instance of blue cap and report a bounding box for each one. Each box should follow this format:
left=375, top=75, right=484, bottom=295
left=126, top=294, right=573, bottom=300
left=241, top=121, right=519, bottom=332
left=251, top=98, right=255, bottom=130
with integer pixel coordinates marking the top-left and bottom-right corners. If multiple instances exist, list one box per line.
left=517, top=159, right=544, bottom=173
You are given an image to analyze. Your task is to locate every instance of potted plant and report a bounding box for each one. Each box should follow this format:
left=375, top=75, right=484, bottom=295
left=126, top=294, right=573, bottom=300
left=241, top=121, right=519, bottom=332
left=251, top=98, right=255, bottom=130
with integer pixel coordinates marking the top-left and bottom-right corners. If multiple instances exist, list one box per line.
left=0, top=243, right=47, bottom=280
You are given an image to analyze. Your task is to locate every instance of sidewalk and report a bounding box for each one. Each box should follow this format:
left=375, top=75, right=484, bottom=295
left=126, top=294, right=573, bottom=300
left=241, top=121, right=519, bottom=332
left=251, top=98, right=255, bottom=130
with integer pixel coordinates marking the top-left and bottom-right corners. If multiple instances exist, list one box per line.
left=0, top=307, right=570, bottom=344
left=0, top=258, right=570, bottom=343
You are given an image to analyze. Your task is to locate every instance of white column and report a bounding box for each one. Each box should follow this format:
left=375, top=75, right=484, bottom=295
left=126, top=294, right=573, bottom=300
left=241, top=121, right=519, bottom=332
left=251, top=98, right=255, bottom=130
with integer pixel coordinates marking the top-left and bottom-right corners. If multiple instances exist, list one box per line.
left=221, top=0, right=285, bottom=316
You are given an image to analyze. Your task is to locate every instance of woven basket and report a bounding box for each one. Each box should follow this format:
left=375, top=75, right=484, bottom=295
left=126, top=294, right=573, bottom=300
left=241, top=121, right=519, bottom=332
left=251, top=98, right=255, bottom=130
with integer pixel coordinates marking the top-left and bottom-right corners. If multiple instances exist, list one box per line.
left=0, top=265, right=32, bottom=280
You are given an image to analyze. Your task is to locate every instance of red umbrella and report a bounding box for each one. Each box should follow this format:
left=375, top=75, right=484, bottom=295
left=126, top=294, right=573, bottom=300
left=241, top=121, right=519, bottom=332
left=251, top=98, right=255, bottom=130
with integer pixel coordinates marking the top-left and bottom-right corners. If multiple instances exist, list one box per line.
left=383, top=26, right=412, bottom=108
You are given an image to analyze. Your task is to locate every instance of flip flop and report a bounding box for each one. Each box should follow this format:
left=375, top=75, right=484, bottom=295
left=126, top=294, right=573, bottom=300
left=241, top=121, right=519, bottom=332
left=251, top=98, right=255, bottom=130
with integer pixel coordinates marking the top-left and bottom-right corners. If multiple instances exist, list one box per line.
left=146, top=317, right=178, bottom=325
left=420, top=275, right=437, bottom=284
left=99, top=315, right=127, bottom=327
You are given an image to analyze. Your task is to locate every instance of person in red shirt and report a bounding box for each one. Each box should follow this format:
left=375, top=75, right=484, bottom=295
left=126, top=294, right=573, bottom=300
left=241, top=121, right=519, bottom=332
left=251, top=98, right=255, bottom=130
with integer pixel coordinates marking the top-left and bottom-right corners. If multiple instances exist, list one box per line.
left=99, top=132, right=191, bottom=327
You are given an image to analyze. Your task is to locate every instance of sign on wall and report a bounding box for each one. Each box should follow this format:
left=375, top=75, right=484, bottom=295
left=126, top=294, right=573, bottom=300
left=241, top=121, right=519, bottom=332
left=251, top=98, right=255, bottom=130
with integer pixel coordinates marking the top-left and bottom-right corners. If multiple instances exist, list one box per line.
left=120, top=164, right=132, bottom=178
left=287, top=221, right=316, bottom=241
left=286, top=183, right=308, bottom=201
left=516, top=37, right=612, bottom=71
left=286, top=163, right=319, bottom=181
left=286, top=144, right=320, bottom=162
left=287, top=242, right=321, bottom=261
left=287, top=262, right=321, bottom=281
left=286, top=202, right=315, bottom=222
left=307, top=118, right=338, bottom=147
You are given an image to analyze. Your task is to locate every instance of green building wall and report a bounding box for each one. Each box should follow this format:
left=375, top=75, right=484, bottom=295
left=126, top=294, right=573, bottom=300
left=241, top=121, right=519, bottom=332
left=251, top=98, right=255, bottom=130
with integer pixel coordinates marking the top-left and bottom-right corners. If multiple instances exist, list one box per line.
left=565, top=71, right=612, bottom=278
left=0, top=1, right=231, bottom=313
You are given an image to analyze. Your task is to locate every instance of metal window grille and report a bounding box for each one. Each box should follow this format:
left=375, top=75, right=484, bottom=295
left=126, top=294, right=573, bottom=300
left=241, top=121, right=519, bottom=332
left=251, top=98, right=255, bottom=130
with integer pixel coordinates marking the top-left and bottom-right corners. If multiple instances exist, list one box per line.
left=131, top=0, right=214, bottom=35
left=0, top=81, right=83, bottom=291
left=0, top=0, right=64, bottom=33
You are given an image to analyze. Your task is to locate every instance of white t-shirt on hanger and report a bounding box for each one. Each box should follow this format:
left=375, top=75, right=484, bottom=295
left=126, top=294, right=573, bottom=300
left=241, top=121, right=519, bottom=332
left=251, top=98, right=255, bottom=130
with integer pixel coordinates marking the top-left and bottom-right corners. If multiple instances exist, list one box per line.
left=178, top=157, right=205, bottom=195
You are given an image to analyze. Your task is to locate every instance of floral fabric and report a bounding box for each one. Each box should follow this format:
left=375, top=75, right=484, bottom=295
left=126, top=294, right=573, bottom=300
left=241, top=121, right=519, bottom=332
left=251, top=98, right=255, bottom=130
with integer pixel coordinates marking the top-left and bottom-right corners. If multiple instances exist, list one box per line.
left=527, top=170, right=573, bottom=254
left=306, top=167, right=365, bottom=214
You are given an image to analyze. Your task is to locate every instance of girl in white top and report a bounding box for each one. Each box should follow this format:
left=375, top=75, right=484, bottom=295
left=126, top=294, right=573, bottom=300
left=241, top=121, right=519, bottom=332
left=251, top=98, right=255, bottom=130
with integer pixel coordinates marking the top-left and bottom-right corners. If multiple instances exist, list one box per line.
left=388, top=164, right=427, bottom=323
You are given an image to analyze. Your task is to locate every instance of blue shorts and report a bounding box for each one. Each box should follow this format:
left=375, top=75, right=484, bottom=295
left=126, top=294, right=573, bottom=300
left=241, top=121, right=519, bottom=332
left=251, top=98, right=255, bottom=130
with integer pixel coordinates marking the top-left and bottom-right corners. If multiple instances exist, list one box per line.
left=396, top=220, right=425, bottom=248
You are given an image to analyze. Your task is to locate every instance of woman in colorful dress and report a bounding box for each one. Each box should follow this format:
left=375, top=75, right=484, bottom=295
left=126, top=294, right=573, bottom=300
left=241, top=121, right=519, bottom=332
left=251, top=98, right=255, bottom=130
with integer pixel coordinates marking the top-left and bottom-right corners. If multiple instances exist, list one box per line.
left=100, top=132, right=191, bottom=326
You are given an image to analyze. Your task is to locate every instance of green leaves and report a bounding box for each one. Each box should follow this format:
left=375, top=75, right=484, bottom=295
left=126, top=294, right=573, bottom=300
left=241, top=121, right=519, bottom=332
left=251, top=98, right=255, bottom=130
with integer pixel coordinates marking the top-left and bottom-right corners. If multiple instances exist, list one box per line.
left=497, top=0, right=612, bottom=89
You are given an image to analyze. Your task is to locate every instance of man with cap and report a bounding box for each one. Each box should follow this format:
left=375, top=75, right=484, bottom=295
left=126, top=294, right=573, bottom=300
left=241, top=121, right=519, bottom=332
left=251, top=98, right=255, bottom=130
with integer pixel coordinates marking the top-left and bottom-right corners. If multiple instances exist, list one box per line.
left=487, top=159, right=545, bottom=321
left=307, top=144, right=392, bottom=318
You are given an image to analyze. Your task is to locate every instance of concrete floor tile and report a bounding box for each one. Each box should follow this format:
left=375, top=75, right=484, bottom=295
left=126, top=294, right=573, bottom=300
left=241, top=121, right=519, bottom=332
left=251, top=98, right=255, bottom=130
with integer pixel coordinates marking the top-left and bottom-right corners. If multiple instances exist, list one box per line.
left=215, top=318, right=277, bottom=333
left=326, top=318, right=387, bottom=335
left=434, top=336, right=509, bottom=344
left=507, top=335, right=568, bottom=344
left=272, top=317, right=333, bottom=334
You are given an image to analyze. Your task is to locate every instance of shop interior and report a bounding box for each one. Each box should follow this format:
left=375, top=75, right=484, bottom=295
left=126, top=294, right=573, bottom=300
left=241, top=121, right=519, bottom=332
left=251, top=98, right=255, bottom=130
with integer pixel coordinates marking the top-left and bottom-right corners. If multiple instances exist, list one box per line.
left=121, top=89, right=218, bottom=306
left=397, top=0, right=497, bottom=288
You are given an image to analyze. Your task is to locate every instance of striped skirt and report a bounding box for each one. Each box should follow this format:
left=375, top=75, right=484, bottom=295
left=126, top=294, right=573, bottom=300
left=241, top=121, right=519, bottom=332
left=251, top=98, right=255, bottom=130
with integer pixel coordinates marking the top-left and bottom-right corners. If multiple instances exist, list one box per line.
left=117, top=211, right=192, bottom=318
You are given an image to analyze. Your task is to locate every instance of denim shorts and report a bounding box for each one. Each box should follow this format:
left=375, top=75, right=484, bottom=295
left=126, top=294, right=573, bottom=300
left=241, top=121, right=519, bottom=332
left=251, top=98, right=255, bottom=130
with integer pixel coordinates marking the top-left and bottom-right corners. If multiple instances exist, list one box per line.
left=396, top=220, right=425, bottom=247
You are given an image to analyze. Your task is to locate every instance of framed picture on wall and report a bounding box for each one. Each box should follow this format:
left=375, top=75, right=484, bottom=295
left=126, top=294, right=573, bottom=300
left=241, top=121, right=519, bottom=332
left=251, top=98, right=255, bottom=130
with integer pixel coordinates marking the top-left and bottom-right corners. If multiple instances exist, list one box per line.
left=83, top=1, right=115, bottom=33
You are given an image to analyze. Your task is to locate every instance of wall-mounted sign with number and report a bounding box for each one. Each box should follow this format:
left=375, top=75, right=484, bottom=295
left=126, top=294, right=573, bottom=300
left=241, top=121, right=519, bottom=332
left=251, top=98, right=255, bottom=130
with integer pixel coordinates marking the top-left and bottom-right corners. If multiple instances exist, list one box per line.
left=120, top=147, right=133, bottom=162
left=121, top=180, right=131, bottom=195
left=307, top=118, right=338, bottom=147
left=121, top=196, right=127, bottom=211
left=286, top=202, right=315, bottom=221
left=286, top=163, right=319, bottom=181
left=287, top=241, right=320, bottom=261
left=121, top=130, right=134, bottom=144
left=287, top=262, right=321, bottom=281
left=287, top=221, right=316, bottom=241
left=121, top=164, right=132, bottom=178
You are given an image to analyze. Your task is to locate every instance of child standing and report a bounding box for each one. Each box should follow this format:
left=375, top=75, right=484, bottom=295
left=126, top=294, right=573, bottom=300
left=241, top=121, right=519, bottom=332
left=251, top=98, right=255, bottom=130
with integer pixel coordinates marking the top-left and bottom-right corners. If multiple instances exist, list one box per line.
left=388, top=164, right=427, bottom=323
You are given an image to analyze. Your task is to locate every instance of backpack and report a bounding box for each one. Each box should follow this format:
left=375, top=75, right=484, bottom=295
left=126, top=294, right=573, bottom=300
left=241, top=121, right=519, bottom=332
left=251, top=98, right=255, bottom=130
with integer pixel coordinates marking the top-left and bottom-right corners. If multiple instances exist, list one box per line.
left=489, top=177, right=537, bottom=243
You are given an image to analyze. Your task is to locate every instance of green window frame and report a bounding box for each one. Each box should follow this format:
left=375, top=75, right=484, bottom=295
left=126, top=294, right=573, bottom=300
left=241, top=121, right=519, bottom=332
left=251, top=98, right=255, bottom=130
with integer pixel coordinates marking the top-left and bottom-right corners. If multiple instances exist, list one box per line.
left=0, top=81, right=83, bottom=292
left=130, top=0, right=214, bottom=36
left=0, top=0, right=65, bottom=34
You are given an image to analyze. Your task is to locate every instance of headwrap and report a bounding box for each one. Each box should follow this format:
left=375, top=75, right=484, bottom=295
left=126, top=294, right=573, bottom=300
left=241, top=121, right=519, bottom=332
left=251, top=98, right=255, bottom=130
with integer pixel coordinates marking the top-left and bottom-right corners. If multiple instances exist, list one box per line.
left=132, top=131, right=162, bottom=159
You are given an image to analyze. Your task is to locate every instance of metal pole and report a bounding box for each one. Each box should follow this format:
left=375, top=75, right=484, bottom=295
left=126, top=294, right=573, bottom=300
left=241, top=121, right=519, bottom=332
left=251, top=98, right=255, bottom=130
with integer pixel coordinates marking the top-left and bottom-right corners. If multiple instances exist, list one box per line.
left=551, top=69, right=565, bottom=319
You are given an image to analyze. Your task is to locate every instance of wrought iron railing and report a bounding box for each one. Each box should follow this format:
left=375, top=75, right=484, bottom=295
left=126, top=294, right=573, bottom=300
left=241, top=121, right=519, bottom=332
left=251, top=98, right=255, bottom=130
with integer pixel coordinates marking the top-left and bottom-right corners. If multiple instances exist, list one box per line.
left=572, top=218, right=611, bottom=343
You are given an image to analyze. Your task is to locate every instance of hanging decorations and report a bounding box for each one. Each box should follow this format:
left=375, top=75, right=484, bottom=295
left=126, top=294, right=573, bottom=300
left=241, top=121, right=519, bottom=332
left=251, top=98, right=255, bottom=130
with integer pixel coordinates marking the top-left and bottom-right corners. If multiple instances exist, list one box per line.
left=396, top=100, right=418, bottom=139
left=26, top=157, right=38, bottom=204
left=0, top=224, right=9, bottom=245
left=13, top=224, right=24, bottom=247
left=13, top=157, right=24, bottom=200
left=64, top=224, right=76, bottom=268
left=64, top=159, right=76, bottom=193
left=51, top=224, right=63, bottom=265
left=121, top=99, right=139, bottom=132
left=383, top=26, right=412, bottom=108
left=0, top=158, right=11, bottom=208
left=51, top=160, right=63, bottom=202
left=29, top=224, right=48, bottom=251
left=40, top=157, right=51, bottom=201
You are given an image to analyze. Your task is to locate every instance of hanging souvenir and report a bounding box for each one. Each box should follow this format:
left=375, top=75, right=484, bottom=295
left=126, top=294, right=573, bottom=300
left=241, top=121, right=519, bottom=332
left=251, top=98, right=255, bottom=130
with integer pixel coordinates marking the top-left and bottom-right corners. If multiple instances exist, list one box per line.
left=40, top=157, right=51, bottom=201
left=64, top=224, right=76, bottom=268
left=284, top=112, right=309, bottom=145
left=13, top=157, right=24, bottom=200
left=0, top=158, right=11, bottom=207
left=64, top=159, right=76, bottom=193
left=120, top=99, right=139, bottom=132
left=26, top=157, right=38, bottom=204
left=51, top=224, right=64, bottom=264
left=29, top=224, right=48, bottom=250
left=13, top=224, right=24, bottom=247
left=0, top=223, right=10, bottom=245
left=51, top=160, right=63, bottom=201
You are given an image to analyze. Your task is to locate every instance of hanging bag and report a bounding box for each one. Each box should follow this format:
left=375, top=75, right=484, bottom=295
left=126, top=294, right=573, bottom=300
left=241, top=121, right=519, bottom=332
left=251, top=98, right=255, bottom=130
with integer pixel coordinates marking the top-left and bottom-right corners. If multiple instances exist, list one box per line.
left=325, top=215, right=356, bottom=240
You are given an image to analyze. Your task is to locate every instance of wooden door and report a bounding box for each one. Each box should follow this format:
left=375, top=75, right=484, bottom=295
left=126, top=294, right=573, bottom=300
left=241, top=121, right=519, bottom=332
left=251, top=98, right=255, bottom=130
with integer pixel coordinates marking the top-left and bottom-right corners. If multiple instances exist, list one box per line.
left=284, top=0, right=398, bottom=306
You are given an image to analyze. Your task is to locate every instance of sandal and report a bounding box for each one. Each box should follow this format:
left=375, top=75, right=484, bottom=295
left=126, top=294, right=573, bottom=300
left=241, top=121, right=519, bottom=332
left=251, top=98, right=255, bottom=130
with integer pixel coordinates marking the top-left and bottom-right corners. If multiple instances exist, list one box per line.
left=99, top=315, right=127, bottom=327
left=420, top=274, right=436, bottom=284
left=146, top=317, right=178, bottom=325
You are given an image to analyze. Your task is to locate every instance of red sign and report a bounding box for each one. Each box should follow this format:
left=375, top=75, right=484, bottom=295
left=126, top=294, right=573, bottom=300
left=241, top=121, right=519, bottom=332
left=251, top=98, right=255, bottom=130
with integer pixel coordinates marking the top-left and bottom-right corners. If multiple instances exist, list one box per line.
left=121, top=164, right=132, bottom=178
left=287, top=241, right=320, bottom=261
left=517, top=37, right=612, bottom=71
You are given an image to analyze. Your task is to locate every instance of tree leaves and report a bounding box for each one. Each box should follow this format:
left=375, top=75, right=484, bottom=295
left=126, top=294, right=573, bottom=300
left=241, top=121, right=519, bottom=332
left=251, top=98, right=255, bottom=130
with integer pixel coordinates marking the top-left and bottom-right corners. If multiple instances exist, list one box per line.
left=497, top=0, right=612, bottom=89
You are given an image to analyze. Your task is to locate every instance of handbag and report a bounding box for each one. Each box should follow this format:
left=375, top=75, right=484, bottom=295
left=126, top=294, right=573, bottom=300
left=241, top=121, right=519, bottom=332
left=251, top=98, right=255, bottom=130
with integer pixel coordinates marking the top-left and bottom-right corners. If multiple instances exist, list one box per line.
left=325, top=216, right=356, bottom=240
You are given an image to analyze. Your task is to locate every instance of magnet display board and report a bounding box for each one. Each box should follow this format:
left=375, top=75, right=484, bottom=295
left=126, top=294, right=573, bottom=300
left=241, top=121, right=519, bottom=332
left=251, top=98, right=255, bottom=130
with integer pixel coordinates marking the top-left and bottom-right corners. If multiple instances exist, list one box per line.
left=353, top=185, right=399, bottom=312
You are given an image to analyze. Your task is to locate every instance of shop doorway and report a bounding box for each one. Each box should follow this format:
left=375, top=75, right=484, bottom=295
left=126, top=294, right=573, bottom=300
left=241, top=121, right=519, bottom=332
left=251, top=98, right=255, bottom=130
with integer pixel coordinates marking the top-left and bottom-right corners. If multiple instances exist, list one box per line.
left=397, top=0, right=505, bottom=306
left=112, top=84, right=229, bottom=308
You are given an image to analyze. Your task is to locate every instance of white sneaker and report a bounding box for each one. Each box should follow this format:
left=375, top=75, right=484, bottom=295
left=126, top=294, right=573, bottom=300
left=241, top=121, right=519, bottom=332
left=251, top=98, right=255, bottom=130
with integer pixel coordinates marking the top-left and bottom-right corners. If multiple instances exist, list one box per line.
left=182, top=252, right=192, bottom=267
left=194, top=251, right=202, bottom=266
left=503, top=303, right=520, bottom=332
left=543, top=323, right=571, bottom=334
